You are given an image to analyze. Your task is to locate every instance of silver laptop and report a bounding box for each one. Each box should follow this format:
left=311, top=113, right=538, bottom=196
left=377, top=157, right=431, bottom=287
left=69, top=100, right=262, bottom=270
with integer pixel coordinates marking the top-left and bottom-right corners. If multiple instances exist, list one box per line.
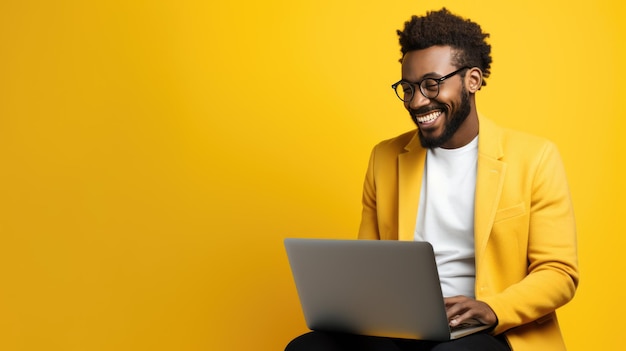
left=284, top=238, right=492, bottom=341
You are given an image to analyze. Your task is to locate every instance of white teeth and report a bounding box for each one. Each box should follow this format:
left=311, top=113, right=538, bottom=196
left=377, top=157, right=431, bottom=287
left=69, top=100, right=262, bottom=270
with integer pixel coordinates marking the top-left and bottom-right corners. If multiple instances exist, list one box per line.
left=417, top=111, right=441, bottom=124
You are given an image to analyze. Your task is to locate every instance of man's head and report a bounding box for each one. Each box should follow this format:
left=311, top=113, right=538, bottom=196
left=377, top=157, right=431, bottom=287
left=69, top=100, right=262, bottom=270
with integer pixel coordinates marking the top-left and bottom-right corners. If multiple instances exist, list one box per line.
left=395, top=8, right=492, bottom=149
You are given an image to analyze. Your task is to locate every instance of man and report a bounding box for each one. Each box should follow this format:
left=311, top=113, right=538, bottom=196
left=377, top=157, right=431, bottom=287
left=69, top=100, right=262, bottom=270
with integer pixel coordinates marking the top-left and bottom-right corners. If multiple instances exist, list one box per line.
left=285, top=8, right=578, bottom=351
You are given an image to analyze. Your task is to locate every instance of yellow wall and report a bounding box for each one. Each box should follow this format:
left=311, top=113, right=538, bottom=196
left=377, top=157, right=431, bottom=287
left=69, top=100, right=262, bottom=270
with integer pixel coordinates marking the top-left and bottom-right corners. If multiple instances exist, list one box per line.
left=0, top=1, right=623, bottom=350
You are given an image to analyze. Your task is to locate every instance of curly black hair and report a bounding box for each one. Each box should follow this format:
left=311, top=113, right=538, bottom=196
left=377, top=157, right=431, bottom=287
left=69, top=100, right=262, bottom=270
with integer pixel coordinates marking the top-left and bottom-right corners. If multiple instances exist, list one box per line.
left=397, top=8, right=492, bottom=87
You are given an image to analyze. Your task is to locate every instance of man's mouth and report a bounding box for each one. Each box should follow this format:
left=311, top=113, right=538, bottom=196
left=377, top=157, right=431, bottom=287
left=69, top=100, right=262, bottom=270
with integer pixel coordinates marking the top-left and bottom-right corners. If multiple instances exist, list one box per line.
left=415, top=110, right=442, bottom=124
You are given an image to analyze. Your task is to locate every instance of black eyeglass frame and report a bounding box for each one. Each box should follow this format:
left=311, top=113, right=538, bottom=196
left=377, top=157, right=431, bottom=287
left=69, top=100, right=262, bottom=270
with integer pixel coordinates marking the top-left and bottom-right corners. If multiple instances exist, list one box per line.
left=391, top=66, right=471, bottom=102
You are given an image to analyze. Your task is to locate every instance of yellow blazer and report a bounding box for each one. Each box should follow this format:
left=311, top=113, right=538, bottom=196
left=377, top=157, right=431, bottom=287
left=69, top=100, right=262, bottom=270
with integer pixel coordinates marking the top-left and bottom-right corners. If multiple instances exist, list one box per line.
left=358, top=117, right=579, bottom=351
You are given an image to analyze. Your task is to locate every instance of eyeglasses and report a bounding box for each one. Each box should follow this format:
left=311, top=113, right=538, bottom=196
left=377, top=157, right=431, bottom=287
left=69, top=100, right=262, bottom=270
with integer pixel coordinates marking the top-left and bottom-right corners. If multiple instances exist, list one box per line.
left=391, top=67, right=470, bottom=102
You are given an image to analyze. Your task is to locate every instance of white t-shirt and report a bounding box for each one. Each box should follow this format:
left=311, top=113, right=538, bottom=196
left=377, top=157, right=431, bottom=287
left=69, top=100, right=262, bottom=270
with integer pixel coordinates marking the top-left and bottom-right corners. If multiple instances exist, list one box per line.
left=414, top=136, right=478, bottom=298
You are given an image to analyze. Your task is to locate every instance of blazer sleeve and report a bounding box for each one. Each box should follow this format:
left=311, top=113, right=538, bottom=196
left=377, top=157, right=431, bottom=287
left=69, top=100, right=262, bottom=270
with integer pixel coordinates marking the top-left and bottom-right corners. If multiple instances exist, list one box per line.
left=358, top=145, right=380, bottom=240
left=481, top=141, right=579, bottom=334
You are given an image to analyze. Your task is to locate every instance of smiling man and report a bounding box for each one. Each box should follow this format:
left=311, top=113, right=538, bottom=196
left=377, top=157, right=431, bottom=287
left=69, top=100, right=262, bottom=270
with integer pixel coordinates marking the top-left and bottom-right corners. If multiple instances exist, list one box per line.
left=398, top=46, right=477, bottom=149
left=285, top=8, right=578, bottom=351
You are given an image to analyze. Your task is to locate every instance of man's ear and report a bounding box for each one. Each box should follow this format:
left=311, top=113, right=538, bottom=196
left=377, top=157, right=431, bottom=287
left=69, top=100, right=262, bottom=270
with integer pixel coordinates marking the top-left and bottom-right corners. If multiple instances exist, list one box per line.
left=466, top=68, right=483, bottom=93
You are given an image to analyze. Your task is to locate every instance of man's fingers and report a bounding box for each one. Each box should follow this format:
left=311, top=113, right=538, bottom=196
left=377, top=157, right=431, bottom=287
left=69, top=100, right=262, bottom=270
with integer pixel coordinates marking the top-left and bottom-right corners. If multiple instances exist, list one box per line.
left=449, top=314, right=462, bottom=327
left=444, top=297, right=497, bottom=326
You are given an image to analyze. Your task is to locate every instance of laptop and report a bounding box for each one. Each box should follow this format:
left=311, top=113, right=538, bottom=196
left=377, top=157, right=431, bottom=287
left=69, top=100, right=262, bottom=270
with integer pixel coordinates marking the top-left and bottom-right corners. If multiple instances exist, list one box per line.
left=284, top=238, right=492, bottom=341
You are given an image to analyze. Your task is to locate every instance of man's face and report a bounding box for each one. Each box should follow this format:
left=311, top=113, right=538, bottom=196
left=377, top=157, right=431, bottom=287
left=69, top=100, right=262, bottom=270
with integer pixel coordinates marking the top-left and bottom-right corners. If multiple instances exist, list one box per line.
left=401, top=46, right=472, bottom=149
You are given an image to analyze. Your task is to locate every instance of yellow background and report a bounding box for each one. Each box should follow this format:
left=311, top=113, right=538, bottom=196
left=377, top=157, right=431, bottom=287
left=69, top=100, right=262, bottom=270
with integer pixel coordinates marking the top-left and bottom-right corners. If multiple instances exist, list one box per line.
left=0, top=0, right=623, bottom=350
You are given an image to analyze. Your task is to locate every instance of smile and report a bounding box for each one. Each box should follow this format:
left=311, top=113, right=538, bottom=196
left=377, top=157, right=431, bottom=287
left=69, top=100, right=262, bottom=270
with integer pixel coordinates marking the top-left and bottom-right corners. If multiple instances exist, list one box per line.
left=416, top=110, right=442, bottom=124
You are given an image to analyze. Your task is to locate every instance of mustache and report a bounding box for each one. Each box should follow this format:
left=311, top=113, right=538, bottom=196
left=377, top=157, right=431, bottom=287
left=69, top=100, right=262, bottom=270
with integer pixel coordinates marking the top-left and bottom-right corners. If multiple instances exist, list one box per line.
left=410, top=103, right=447, bottom=116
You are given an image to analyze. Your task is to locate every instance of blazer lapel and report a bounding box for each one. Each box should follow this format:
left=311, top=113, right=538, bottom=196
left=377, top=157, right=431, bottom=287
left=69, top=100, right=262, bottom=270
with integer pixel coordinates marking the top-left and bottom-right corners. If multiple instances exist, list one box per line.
left=474, top=118, right=506, bottom=263
left=398, top=132, right=426, bottom=241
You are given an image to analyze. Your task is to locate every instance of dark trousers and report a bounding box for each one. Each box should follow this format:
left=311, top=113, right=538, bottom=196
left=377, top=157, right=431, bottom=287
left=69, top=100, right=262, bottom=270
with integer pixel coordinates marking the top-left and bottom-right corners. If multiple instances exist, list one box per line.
left=285, top=331, right=512, bottom=351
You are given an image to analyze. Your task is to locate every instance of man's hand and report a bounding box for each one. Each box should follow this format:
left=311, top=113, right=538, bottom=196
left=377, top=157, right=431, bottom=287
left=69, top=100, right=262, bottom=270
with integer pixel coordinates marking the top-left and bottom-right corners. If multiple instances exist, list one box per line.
left=444, top=295, right=498, bottom=327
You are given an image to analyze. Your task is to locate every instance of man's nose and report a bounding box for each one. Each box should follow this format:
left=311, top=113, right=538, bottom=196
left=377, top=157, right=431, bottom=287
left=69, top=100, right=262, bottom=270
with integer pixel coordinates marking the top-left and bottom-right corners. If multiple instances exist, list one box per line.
left=407, top=90, right=431, bottom=110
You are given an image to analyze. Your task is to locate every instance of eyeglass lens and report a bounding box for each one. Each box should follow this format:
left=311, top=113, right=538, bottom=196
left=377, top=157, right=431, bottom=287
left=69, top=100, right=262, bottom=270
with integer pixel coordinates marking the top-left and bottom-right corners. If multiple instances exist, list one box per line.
left=394, top=79, right=440, bottom=102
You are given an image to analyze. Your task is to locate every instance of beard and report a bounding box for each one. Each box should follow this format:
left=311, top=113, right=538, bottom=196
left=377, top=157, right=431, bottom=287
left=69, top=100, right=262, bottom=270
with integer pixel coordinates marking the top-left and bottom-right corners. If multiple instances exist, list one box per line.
left=413, top=88, right=471, bottom=149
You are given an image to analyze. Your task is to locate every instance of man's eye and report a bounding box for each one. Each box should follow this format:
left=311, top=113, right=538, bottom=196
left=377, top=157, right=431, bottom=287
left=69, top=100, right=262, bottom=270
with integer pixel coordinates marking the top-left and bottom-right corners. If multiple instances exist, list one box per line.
left=423, top=83, right=438, bottom=91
